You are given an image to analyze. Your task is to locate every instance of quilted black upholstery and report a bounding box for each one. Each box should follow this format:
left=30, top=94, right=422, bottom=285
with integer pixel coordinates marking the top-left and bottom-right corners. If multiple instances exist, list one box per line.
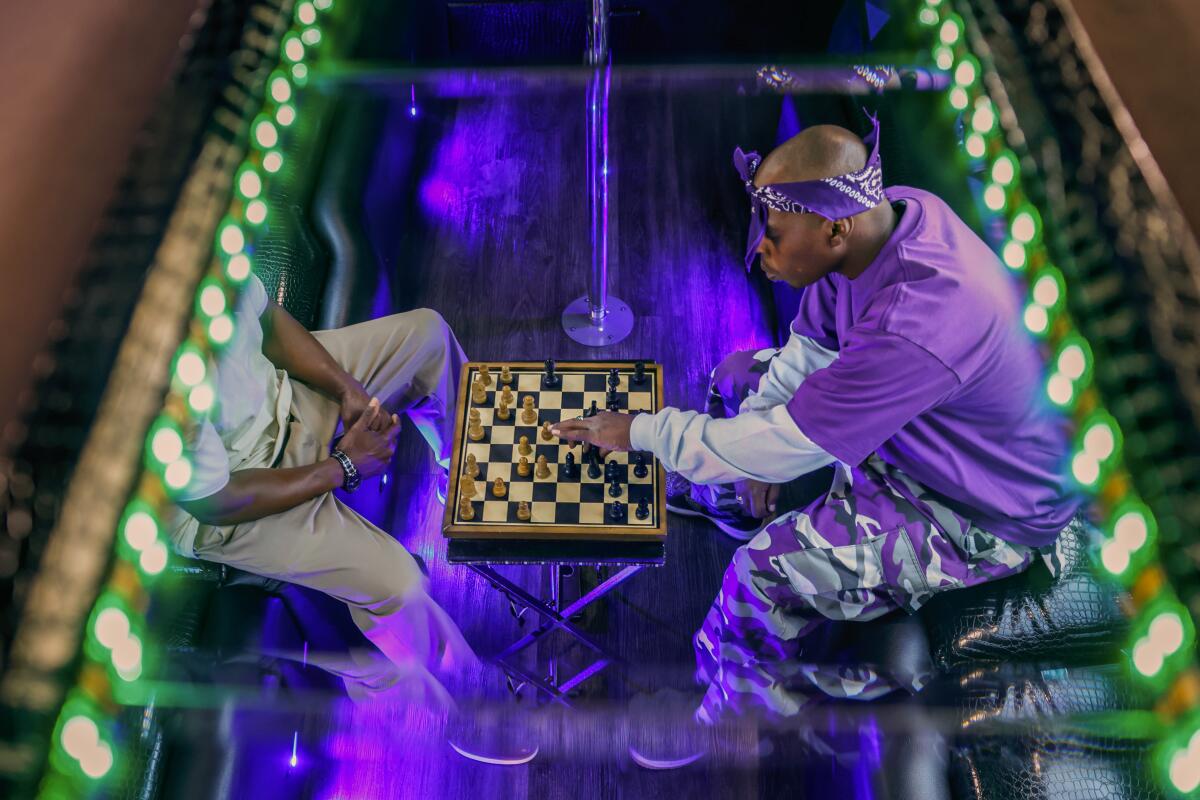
left=920, top=518, right=1129, bottom=670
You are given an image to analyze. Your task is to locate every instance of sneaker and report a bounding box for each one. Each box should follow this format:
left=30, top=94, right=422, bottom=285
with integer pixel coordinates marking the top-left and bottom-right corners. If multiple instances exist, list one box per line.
left=665, top=473, right=768, bottom=542
left=627, top=689, right=709, bottom=770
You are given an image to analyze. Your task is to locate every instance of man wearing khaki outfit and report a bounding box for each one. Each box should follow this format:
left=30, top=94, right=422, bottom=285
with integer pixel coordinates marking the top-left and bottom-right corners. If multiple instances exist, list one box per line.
left=169, top=273, right=535, bottom=764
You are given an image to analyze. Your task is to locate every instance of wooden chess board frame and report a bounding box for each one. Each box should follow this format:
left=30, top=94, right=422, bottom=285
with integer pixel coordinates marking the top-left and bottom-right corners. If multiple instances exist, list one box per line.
left=441, top=361, right=667, bottom=541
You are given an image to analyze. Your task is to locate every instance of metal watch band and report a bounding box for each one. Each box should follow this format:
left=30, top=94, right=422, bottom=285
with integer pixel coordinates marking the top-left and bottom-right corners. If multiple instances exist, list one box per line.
left=330, top=448, right=361, bottom=492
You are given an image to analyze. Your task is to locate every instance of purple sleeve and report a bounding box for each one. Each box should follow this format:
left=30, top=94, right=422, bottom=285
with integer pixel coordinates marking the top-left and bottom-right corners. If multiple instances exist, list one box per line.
left=786, top=328, right=959, bottom=466
left=790, top=277, right=839, bottom=350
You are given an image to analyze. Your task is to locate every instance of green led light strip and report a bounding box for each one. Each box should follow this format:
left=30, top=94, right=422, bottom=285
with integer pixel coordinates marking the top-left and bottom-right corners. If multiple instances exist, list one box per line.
left=918, top=0, right=1200, bottom=795
left=38, top=2, right=333, bottom=794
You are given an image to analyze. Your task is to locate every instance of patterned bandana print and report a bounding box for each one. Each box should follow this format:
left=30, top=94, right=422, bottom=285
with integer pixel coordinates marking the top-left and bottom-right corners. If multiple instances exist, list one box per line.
left=733, top=112, right=885, bottom=271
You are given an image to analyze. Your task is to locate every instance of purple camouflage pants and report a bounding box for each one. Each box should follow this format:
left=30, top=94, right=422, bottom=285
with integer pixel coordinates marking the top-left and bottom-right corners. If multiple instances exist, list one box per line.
left=692, top=348, right=1055, bottom=722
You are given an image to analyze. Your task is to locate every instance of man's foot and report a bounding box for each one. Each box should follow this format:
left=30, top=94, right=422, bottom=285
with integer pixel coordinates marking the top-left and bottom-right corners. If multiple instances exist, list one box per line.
left=627, top=689, right=709, bottom=770
left=665, top=474, right=768, bottom=542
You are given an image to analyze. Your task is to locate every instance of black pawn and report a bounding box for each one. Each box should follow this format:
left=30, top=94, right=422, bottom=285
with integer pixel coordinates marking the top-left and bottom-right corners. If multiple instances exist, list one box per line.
left=587, top=453, right=602, bottom=480
left=543, top=358, right=560, bottom=388
left=608, top=501, right=626, bottom=522
left=635, top=496, right=650, bottom=520
left=606, top=388, right=620, bottom=411
left=586, top=400, right=599, bottom=418
left=563, top=452, right=577, bottom=479
left=633, top=453, right=648, bottom=479
left=608, top=479, right=622, bottom=498
left=604, top=459, right=618, bottom=481
left=633, top=361, right=647, bottom=385
left=608, top=368, right=620, bottom=388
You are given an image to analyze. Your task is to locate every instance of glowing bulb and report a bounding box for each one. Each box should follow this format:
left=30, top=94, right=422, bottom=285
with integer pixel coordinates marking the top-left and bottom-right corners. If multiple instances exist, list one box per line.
left=934, top=46, right=954, bottom=71
left=1100, top=539, right=1130, bottom=575
left=939, top=17, right=962, bottom=45
left=991, top=153, right=1017, bottom=185
left=79, top=740, right=114, bottom=779
left=972, top=102, right=996, bottom=134
left=301, top=27, right=322, bottom=46
left=1057, top=344, right=1087, bottom=380
left=315, top=0, right=332, bottom=9
left=1170, top=748, right=1200, bottom=793
left=1071, top=452, right=1100, bottom=486
left=111, top=634, right=142, bottom=672
left=199, top=285, right=226, bottom=316
left=219, top=224, right=245, bottom=255
left=245, top=200, right=268, bottom=225
left=61, top=716, right=99, bottom=760
left=1149, top=613, right=1185, bottom=654
left=965, top=133, right=986, bottom=159
left=255, top=119, right=278, bottom=148
left=919, top=7, right=938, bottom=26
left=139, top=540, right=168, bottom=576
left=270, top=76, right=291, bottom=103
left=276, top=103, right=296, bottom=127
left=292, top=63, right=309, bottom=84
left=123, top=511, right=157, bottom=550
left=1033, top=274, right=1060, bottom=306
left=175, top=351, right=206, bottom=387
left=1011, top=210, right=1038, bottom=243
left=209, top=315, right=234, bottom=345
left=226, top=253, right=251, bottom=282
left=284, top=37, right=305, bottom=63
left=1132, top=638, right=1164, bottom=677
left=1047, top=373, right=1073, bottom=406
left=297, top=1, right=316, bottom=24
left=1023, top=304, right=1048, bottom=335
left=189, top=383, right=215, bottom=414
left=983, top=183, right=1006, bottom=211
left=263, top=150, right=284, bottom=173
left=1083, top=423, right=1115, bottom=460
left=954, top=60, right=977, bottom=87
left=151, top=428, right=183, bottom=464
left=1002, top=240, right=1026, bottom=270
left=949, top=87, right=969, bottom=111
left=94, top=607, right=130, bottom=649
left=164, top=458, right=192, bottom=489
left=1114, top=512, right=1148, bottom=551
left=238, top=170, right=262, bottom=199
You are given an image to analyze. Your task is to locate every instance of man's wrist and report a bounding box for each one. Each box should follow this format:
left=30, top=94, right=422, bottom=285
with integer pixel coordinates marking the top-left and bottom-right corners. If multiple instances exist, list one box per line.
left=329, top=448, right=362, bottom=491
left=335, top=374, right=366, bottom=402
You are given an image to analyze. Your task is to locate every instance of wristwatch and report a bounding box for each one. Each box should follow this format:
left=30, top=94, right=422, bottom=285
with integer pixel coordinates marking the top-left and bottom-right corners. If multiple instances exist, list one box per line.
left=330, top=449, right=361, bottom=492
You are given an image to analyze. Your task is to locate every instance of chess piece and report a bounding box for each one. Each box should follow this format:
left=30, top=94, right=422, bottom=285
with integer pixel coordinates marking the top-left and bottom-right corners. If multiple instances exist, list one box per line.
left=585, top=400, right=599, bottom=418
left=496, top=398, right=511, bottom=420
left=608, top=478, right=623, bottom=498
left=492, top=477, right=507, bottom=498
left=633, top=361, right=647, bottom=385
left=608, top=367, right=620, bottom=388
left=499, top=365, right=513, bottom=385
left=521, top=396, right=537, bottom=425
left=607, top=501, right=626, bottom=521
left=459, top=494, right=475, bottom=520
left=543, top=358, right=560, bottom=388
left=535, top=454, right=551, bottom=479
left=460, top=473, right=477, bottom=498
left=479, top=365, right=493, bottom=386
left=468, top=409, right=485, bottom=441
left=587, top=452, right=602, bottom=480
left=517, top=435, right=532, bottom=456
left=465, top=453, right=480, bottom=478
left=517, top=456, right=531, bottom=477
left=604, top=459, right=617, bottom=482
left=606, top=388, right=620, bottom=411
left=563, top=452, right=577, bottom=479
left=516, top=501, right=531, bottom=521
left=635, top=496, right=650, bottom=520
left=540, top=421, right=554, bottom=441
left=632, top=453, right=648, bottom=479
left=471, top=378, right=487, bottom=404
left=500, top=385, right=514, bottom=405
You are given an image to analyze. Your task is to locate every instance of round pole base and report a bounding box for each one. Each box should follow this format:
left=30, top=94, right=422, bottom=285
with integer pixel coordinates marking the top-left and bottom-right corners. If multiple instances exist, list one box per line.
left=561, top=294, right=634, bottom=347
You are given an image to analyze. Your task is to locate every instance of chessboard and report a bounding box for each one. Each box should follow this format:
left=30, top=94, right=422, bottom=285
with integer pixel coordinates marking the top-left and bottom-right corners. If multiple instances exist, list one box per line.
left=441, top=360, right=667, bottom=541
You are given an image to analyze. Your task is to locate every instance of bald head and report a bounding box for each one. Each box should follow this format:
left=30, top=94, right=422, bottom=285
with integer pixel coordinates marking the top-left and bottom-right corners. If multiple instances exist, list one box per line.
left=756, top=125, right=869, bottom=186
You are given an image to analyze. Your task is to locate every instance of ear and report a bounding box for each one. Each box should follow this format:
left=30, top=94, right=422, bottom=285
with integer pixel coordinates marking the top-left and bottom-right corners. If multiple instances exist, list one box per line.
left=828, top=216, right=853, bottom=247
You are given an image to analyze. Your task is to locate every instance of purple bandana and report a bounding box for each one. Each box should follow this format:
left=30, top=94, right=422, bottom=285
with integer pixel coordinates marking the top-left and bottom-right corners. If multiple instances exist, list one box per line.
left=734, top=114, right=885, bottom=271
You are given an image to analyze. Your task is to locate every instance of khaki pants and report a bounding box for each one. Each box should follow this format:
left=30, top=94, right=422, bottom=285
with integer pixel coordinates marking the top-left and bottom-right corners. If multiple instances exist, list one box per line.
left=192, top=309, right=477, bottom=706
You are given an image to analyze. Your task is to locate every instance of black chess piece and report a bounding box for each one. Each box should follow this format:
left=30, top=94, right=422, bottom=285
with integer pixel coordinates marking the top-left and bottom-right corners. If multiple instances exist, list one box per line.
left=608, top=501, right=626, bottom=521
left=608, top=367, right=620, bottom=388
left=608, top=478, right=622, bottom=498
left=587, top=453, right=602, bottom=480
left=635, top=496, right=650, bottom=520
left=606, top=388, right=620, bottom=411
left=633, top=453, right=648, bottom=479
left=563, top=452, right=577, bottom=479
left=586, top=400, right=599, bottom=418
left=604, top=459, right=617, bottom=481
left=543, top=358, right=560, bottom=388
left=633, top=361, right=647, bottom=385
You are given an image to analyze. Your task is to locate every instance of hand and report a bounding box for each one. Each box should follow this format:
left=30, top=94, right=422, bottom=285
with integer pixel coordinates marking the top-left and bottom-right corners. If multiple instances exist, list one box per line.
left=338, top=380, right=372, bottom=432
left=550, top=411, right=635, bottom=458
left=336, top=398, right=400, bottom=480
left=734, top=478, right=780, bottom=520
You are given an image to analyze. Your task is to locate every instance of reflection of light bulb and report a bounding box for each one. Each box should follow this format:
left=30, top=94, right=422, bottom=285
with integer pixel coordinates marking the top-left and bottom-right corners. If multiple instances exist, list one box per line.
left=226, top=254, right=251, bottom=282
left=1033, top=274, right=1060, bottom=306
left=1132, top=639, right=1164, bottom=677
left=1002, top=240, right=1026, bottom=270
left=112, top=634, right=142, bottom=673
left=124, top=511, right=157, bottom=550
left=176, top=351, right=206, bottom=386
left=984, top=184, right=1006, bottom=211
left=140, top=541, right=168, bottom=575
left=1058, top=345, right=1086, bottom=380
left=1114, top=513, right=1148, bottom=551
left=209, top=315, right=235, bottom=344
left=1011, top=212, right=1036, bottom=243
left=220, top=224, right=245, bottom=255
left=94, top=608, right=130, bottom=649
left=1100, top=540, right=1129, bottom=575
left=1083, top=424, right=1115, bottom=460
left=165, top=459, right=192, bottom=489
left=1170, top=748, right=1200, bottom=793
left=61, top=716, right=99, bottom=759
left=190, top=384, right=215, bottom=414
left=79, top=740, right=114, bottom=778
left=1047, top=373, right=1073, bottom=406
left=152, top=429, right=183, bottom=463
left=1149, top=613, right=1185, bottom=654
left=200, top=285, right=226, bottom=316
left=1071, top=452, right=1099, bottom=486
left=1023, top=305, right=1048, bottom=334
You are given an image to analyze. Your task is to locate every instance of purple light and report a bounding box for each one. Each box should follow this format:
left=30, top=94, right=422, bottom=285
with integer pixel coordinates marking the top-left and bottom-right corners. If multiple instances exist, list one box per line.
left=289, top=730, right=299, bottom=768
left=409, top=106, right=417, bottom=118
left=409, top=84, right=417, bottom=117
